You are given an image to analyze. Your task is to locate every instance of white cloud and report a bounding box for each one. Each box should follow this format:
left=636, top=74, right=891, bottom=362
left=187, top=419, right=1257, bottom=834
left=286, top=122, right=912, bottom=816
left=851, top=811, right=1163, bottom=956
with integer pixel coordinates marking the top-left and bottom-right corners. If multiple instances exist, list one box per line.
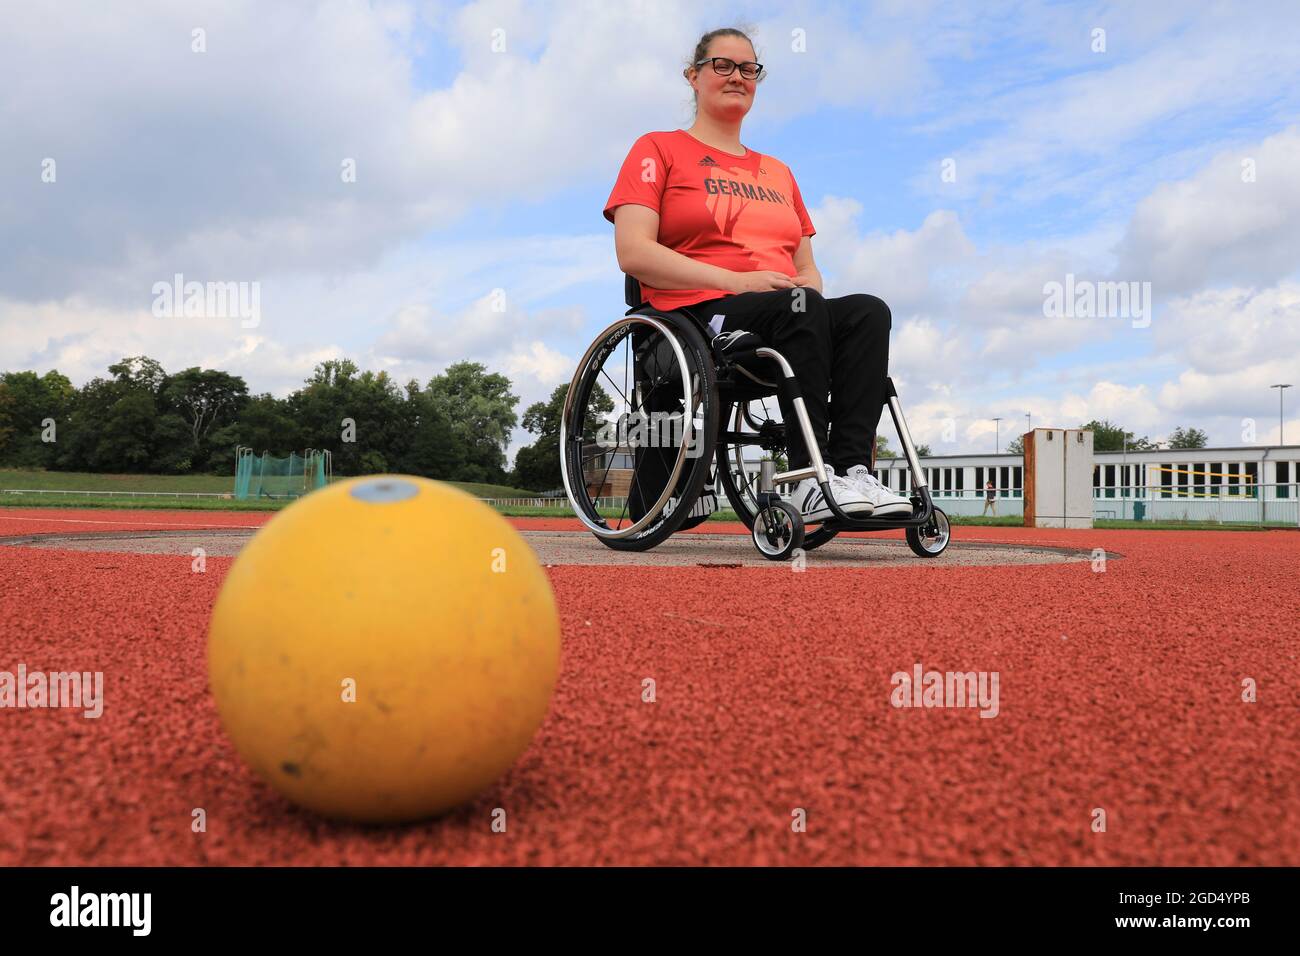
left=745, top=8, right=937, bottom=120
left=813, top=203, right=976, bottom=315
left=1154, top=283, right=1300, bottom=374
left=0, top=297, right=344, bottom=397
left=501, top=339, right=573, bottom=386
left=1118, top=128, right=1300, bottom=297
left=912, top=6, right=1300, bottom=208
left=371, top=295, right=584, bottom=366
left=0, top=0, right=698, bottom=306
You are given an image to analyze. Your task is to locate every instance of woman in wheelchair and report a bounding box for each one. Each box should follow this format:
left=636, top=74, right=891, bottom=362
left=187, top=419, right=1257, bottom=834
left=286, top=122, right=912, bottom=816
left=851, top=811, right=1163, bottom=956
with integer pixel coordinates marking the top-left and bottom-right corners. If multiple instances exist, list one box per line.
left=602, top=26, right=912, bottom=524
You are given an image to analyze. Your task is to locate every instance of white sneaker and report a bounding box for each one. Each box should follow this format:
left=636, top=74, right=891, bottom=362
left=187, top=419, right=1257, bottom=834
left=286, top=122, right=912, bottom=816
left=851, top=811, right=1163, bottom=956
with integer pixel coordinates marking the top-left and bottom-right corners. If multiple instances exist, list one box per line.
left=789, top=466, right=875, bottom=522
left=844, top=465, right=913, bottom=516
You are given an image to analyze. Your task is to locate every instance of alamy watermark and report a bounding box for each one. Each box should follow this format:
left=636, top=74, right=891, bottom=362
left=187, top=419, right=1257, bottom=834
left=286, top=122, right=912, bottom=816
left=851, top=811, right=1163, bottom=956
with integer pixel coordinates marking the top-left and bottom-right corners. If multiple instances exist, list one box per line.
left=152, top=273, right=260, bottom=328
left=50, top=886, right=150, bottom=935
left=1, top=664, right=104, bottom=718
left=1043, top=273, right=1151, bottom=328
left=595, top=410, right=704, bottom=457
left=890, top=663, right=999, bottom=718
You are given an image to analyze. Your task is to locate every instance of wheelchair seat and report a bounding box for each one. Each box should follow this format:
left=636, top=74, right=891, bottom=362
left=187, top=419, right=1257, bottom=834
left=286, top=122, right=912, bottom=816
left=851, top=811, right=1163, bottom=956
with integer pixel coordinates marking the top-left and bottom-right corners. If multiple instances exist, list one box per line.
left=623, top=275, right=781, bottom=397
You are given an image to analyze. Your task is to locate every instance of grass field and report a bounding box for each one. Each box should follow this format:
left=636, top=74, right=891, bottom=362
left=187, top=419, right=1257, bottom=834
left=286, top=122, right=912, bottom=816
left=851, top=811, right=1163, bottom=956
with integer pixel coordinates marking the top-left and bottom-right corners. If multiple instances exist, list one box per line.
left=0, top=492, right=1282, bottom=529
left=0, top=469, right=541, bottom=500
left=1, top=469, right=1287, bottom=530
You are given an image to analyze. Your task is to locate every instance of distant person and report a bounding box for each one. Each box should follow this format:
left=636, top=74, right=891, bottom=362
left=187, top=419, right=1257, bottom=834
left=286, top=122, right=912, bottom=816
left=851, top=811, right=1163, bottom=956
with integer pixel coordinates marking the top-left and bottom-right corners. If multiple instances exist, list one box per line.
left=982, top=480, right=997, bottom=516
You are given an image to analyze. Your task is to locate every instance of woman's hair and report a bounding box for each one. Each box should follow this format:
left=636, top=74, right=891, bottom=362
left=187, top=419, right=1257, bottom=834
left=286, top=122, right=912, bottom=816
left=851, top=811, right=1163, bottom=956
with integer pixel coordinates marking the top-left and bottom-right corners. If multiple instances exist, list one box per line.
left=683, top=26, right=758, bottom=110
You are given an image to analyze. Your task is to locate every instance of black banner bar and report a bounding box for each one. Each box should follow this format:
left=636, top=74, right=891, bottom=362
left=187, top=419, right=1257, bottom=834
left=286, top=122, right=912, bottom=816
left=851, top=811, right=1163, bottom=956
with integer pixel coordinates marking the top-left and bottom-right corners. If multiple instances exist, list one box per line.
left=0, top=866, right=1286, bottom=941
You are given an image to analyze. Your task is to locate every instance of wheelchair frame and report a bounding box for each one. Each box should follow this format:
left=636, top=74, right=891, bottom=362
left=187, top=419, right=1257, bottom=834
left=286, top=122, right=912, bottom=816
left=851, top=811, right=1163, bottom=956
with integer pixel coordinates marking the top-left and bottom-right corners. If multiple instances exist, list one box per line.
left=558, top=276, right=951, bottom=560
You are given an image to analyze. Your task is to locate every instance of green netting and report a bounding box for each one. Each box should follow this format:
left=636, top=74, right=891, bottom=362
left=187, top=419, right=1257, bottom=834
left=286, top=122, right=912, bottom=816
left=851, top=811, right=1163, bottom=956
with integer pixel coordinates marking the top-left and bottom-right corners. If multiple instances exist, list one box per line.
left=234, top=449, right=329, bottom=500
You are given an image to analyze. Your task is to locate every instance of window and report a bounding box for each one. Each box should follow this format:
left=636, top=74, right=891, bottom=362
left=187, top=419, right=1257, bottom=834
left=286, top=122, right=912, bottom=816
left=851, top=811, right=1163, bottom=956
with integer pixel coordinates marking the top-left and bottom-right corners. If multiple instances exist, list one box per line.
left=956, top=468, right=965, bottom=493
left=1245, top=461, right=1258, bottom=498
left=1105, top=464, right=1116, bottom=498
left=1177, top=462, right=1188, bottom=499
left=1012, top=466, right=1022, bottom=496
left=1160, top=462, right=1172, bottom=498
left=1000, top=466, right=1010, bottom=497
left=1278, top=461, right=1291, bottom=499
left=975, top=466, right=984, bottom=493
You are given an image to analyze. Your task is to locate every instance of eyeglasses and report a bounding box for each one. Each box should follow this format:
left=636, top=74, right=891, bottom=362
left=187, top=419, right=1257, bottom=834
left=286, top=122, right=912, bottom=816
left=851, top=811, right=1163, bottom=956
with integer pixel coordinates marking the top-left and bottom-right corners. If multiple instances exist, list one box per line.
left=694, top=57, right=764, bottom=81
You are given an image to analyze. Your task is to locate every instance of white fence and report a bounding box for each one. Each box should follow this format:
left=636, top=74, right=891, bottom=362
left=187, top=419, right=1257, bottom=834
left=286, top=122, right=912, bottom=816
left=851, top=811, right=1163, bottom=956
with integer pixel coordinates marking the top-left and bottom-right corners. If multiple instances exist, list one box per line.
left=2, top=488, right=232, bottom=499
left=7, top=485, right=1297, bottom=526
left=1093, top=483, right=1299, bottom=525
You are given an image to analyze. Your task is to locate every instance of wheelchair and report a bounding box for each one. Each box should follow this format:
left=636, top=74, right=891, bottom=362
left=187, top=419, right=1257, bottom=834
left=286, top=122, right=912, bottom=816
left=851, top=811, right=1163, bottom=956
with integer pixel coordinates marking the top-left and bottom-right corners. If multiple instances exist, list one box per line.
left=558, top=276, right=951, bottom=561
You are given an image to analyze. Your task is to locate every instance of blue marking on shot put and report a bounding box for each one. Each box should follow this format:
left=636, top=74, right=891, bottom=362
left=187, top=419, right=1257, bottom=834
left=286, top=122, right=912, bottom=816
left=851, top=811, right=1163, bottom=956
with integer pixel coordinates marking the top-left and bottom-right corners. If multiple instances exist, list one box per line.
left=350, top=478, right=419, bottom=504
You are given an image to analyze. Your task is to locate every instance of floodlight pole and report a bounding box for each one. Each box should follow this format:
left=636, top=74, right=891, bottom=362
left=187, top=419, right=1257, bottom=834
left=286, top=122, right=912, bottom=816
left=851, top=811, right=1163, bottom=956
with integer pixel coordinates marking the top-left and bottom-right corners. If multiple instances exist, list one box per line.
left=1272, top=384, right=1291, bottom=446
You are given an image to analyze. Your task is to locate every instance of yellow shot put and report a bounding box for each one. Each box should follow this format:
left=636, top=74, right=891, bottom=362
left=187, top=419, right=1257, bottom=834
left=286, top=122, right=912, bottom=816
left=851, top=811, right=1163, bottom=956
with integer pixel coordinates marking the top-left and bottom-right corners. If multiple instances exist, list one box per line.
left=207, top=475, right=560, bottom=823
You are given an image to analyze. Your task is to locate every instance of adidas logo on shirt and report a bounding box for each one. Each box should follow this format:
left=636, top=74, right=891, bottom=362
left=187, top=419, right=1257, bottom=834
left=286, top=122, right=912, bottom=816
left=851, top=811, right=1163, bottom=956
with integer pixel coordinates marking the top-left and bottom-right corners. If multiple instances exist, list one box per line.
left=698, top=155, right=719, bottom=166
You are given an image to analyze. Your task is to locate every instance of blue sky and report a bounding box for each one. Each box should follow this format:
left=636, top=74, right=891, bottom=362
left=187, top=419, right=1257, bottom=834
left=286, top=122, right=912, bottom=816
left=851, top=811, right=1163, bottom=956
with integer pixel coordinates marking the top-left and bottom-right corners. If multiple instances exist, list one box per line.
left=2, top=0, right=1299, bottom=460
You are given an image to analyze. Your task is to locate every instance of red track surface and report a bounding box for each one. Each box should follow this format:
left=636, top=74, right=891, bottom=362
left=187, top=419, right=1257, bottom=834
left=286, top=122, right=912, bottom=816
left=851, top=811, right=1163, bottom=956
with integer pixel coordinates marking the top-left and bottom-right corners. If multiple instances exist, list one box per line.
left=1, top=508, right=1297, bottom=865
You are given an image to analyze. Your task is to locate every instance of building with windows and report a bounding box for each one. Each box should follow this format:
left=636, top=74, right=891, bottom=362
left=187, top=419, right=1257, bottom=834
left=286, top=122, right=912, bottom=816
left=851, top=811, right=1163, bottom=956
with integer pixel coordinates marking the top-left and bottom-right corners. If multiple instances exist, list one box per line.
left=870, top=443, right=1300, bottom=522
left=583, top=437, right=1300, bottom=523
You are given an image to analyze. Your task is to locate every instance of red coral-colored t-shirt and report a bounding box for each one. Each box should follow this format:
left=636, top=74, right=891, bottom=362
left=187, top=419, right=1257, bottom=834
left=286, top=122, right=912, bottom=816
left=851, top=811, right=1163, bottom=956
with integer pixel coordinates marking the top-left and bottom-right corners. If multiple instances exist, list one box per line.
left=603, top=129, right=816, bottom=312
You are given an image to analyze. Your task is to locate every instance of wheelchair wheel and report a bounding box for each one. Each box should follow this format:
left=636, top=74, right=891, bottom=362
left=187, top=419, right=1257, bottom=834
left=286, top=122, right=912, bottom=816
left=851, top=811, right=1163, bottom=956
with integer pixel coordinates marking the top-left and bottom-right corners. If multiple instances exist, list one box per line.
left=560, top=311, right=718, bottom=552
left=905, top=506, right=950, bottom=558
left=715, top=399, right=840, bottom=551
left=752, top=499, right=804, bottom=561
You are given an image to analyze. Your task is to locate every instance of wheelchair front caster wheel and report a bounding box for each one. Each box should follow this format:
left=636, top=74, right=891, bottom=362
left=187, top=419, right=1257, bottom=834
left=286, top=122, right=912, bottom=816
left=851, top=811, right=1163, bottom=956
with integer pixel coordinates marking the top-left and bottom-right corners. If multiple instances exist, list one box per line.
left=906, top=506, right=950, bottom=558
left=752, top=499, right=804, bottom=561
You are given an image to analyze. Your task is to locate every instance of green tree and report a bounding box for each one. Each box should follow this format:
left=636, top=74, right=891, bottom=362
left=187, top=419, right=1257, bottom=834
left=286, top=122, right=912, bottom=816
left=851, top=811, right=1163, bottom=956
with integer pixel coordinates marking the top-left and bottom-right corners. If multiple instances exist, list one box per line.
left=289, top=359, right=362, bottom=471
left=874, top=434, right=898, bottom=460
left=0, top=380, right=13, bottom=455
left=208, top=393, right=301, bottom=473
left=1168, top=425, right=1208, bottom=449
left=54, top=377, right=116, bottom=470
left=397, top=380, right=464, bottom=479
left=328, top=369, right=407, bottom=475
left=284, top=360, right=413, bottom=476
left=95, top=390, right=158, bottom=471
left=0, top=370, right=75, bottom=467
left=162, top=368, right=249, bottom=470
left=108, top=356, right=167, bottom=396
left=426, top=361, right=519, bottom=483
left=1006, top=436, right=1024, bottom=455
left=1079, top=419, right=1155, bottom=452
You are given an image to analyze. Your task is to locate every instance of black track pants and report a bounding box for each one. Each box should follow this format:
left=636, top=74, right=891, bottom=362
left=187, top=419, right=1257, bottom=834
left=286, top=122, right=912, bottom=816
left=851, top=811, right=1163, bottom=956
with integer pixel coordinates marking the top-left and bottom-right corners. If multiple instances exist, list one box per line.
left=684, top=288, right=892, bottom=471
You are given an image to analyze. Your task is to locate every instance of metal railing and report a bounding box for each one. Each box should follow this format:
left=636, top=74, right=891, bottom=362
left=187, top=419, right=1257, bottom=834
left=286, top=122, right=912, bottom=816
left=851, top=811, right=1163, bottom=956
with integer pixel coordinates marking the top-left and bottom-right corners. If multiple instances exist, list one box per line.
left=2, top=488, right=233, bottom=499
left=1095, top=483, right=1299, bottom=525
left=8, top=485, right=1294, bottom=525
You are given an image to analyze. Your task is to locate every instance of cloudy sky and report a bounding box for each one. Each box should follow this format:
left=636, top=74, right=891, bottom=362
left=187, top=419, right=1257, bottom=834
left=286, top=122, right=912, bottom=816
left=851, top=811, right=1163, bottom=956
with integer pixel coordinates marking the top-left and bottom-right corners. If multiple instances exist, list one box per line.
left=3, top=0, right=1299, bottom=461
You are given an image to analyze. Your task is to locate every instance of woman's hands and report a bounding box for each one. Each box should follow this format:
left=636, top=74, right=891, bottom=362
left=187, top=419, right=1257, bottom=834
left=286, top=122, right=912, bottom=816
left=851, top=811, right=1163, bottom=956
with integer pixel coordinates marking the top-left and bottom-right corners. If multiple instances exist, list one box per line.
left=726, top=270, right=794, bottom=293
left=725, top=270, right=820, bottom=294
